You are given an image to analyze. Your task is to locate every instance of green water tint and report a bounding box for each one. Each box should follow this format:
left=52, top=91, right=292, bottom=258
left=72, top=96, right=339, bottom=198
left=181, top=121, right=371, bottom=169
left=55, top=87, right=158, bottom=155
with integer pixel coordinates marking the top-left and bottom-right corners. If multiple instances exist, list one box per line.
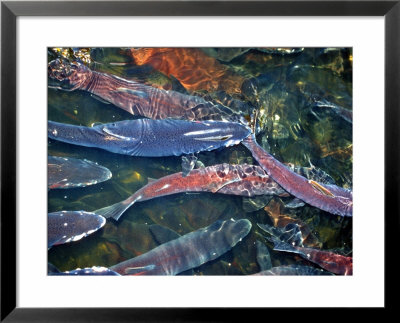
left=48, top=47, right=352, bottom=274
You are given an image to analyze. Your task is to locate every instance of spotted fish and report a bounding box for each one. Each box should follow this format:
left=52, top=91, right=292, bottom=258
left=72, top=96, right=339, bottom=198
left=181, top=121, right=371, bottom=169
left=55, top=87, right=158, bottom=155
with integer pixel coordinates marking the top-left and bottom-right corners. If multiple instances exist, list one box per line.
left=110, top=218, right=252, bottom=275
left=252, top=240, right=332, bottom=275
left=48, top=118, right=251, bottom=157
left=258, top=222, right=352, bottom=275
left=48, top=265, right=120, bottom=276
left=48, top=155, right=112, bottom=189
left=48, top=59, right=246, bottom=123
left=95, top=163, right=287, bottom=221
left=252, top=265, right=333, bottom=275
left=242, top=134, right=353, bottom=217
left=48, top=211, right=106, bottom=248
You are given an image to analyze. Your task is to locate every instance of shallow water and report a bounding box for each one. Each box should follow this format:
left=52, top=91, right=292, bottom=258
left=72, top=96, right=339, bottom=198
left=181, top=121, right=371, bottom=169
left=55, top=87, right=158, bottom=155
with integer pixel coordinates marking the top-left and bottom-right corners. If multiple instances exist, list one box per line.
left=48, top=47, right=352, bottom=275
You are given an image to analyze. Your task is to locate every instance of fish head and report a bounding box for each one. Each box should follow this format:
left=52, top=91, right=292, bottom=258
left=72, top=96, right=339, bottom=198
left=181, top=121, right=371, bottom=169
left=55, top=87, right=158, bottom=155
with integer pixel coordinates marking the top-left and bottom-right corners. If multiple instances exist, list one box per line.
left=48, top=58, right=91, bottom=91
left=205, top=218, right=252, bottom=248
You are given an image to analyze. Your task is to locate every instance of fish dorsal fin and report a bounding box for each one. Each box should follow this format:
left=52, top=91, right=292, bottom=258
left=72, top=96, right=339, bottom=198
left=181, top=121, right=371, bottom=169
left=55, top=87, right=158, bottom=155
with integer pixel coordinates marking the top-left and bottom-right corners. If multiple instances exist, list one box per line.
left=149, top=224, right=181, bottom=245
left=169, top=74, right=189, bottom=95
left=147, top=177, right=157, bottom=183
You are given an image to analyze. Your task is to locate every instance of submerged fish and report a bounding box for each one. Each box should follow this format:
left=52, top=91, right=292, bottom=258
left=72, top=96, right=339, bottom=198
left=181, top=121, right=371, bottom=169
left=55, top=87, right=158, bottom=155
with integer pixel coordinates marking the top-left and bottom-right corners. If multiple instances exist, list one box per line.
left=258, top=223, right=352, bottom=275
left=48, top=265, right=120, bottom=276
left=48, top=155, right=112, bottom=189
left=48, top=59, right=246, bottom=123
left=255, top=240, right=273, bottom=271
left=312, top=98, right=352, bottom=124
left=264, top=199, right=322, bottom=248
left=253, top=240, right=331, bottom=275
left=252, top=265, right=332, bottom=276
left=148, top=224, right=195, bottom=275
left=285, top=162, right=336, bottom=186
left=48, top=211, right=106, bottom=248
left=242, top=134, right=353, bottom=217
left=95, top=163, right=287, bottom=221
left=48, top=118, right=250, bottom=157
left=110, top=218, right=252, bottom=275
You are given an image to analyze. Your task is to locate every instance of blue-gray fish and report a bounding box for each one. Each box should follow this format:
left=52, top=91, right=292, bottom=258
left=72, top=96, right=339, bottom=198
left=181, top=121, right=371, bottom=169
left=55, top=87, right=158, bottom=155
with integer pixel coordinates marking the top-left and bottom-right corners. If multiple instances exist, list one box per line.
left=48, top=265, right=120, bottom=276
left=48, top=118, right=251, bottom=157
left=312, top=98, right=352, bottom=124
left=253, top=239, right=332, bottom=275
left=48, top=211, right=106, bottom=248
left=255, top=240, right=273, bottom=271
left=48, top=155, right=112, bottom=189
left=252, top=265, right=333, bottom=275
left=110, top=218, right=252, bottom=275
left=258, top=222, right=353, bottom=275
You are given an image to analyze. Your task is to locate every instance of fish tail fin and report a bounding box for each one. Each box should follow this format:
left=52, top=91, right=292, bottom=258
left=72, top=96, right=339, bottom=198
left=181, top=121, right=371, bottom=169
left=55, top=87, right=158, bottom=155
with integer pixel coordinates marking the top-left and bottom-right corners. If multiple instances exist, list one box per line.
left=95, top=194, right=141, bottom=221
left=94, top=202, right=128, bottom=221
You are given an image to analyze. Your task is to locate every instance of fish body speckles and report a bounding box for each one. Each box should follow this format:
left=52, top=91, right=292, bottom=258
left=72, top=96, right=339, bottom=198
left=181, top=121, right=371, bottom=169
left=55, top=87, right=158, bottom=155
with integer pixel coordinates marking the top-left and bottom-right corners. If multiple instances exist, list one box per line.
left=48, top=119, right=250, bottom=157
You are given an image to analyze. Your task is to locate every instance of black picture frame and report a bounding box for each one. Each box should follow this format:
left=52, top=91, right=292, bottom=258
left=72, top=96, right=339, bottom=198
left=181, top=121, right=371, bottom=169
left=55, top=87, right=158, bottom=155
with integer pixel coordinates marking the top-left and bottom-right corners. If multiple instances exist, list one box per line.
left=1, top=0, right=398, bottom=321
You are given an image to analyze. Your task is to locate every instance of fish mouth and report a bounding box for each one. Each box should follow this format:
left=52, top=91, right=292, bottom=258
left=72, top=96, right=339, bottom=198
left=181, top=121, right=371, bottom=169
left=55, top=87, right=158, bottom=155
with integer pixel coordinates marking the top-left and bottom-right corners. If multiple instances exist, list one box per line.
left=227, top=219, right=252, bottom=242
left=48, top=58, right=90, bottom=90
left=48, top=59, right=74, bottom=80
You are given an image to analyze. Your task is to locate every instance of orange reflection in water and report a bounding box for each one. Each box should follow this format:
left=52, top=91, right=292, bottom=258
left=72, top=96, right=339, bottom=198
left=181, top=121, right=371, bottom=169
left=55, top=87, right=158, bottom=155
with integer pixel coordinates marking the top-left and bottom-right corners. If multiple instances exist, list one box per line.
left=128, top=48, right=244, bottom=94
left=264, top=199, right=322, bottom=248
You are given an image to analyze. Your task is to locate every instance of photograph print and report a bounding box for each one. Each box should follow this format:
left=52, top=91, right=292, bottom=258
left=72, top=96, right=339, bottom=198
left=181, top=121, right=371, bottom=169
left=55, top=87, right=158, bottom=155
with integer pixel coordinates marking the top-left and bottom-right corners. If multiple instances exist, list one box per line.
left=47, top=47, right=353, bottom=276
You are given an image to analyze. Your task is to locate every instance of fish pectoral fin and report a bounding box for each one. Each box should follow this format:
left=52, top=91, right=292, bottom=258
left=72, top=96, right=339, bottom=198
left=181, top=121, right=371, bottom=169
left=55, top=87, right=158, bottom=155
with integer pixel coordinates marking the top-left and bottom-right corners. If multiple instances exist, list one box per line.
left=309, top=180, right=335, bottom=197
left=102, top=127, right=137, bottom=141
left=181, top=155, right=198, bottom=177
left=170, top=74, right=189, bottom=94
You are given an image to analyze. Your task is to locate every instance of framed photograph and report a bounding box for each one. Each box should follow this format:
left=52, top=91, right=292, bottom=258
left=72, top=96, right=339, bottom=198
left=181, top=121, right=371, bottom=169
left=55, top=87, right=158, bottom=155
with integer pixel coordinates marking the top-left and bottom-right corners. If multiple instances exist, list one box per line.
left=1, top=0, right=397, bottom=320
